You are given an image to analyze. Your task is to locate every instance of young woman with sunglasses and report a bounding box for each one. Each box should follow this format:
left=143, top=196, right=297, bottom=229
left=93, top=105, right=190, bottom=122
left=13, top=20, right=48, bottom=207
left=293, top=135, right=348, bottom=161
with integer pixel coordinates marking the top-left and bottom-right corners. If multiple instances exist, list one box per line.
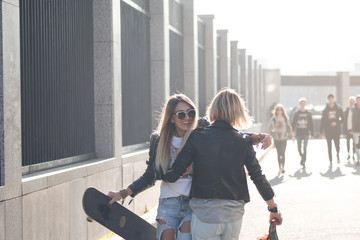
left=107, top=93, right=272, bottom=240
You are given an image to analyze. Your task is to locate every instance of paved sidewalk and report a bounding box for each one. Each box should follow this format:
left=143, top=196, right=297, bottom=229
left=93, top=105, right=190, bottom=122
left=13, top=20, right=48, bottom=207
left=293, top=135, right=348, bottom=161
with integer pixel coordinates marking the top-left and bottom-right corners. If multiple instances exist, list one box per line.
left=239, top=138, right=360, bottom=240
left=101, top=139, right=360, bottom=240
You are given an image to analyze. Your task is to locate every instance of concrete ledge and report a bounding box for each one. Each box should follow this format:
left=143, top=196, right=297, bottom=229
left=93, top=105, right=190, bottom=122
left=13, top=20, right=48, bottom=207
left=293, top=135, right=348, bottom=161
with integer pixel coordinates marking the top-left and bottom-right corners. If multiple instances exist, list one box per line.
left=22, top=157, right=117, bottom=195
left=122, top=149, right=148, bottom=164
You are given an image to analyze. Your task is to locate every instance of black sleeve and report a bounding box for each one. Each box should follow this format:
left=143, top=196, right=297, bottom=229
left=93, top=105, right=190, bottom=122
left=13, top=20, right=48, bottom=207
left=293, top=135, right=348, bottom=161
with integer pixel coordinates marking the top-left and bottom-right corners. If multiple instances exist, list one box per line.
left=292, top=111, right=298, bottom=131
left=244, top=141, right=275, bottom=201
left=128, top=134, right=159, bottom=197
left=163, top=136, right=195, bottom=183
left=237, top=131, right=253, bottom=145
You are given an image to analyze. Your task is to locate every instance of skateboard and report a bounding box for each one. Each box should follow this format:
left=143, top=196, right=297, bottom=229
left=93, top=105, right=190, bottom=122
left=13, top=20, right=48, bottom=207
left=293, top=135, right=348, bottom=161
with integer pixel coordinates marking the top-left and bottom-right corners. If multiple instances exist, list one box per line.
left=82, top=187, right=157, bottom=240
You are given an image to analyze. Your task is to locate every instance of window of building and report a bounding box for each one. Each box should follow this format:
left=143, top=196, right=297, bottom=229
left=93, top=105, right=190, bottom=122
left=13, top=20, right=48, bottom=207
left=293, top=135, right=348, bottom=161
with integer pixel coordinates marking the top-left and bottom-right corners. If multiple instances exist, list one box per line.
left=20, top=0, right=95, bottom=172
left=121, top=0, right=152, bottom=147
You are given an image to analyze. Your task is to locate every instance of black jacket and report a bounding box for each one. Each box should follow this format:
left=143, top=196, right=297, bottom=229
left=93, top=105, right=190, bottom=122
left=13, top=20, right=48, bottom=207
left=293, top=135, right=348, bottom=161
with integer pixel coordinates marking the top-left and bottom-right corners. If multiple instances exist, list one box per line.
left=163, top=120, right=275, bottom=203
left=128, top=120, right=255, bottom=198
left=320, top=103, right=343, bottom=136
left=128, top=133, right=161, bottom=197
left=352, top=105, right=360, bottom=132
left=292, top=110, right=313, bottom=136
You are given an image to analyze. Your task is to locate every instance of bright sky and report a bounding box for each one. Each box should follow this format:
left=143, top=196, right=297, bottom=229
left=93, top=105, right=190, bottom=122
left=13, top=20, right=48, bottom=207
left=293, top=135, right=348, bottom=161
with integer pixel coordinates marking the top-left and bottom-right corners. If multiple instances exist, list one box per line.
left=196, top=0, right=360, bottom=75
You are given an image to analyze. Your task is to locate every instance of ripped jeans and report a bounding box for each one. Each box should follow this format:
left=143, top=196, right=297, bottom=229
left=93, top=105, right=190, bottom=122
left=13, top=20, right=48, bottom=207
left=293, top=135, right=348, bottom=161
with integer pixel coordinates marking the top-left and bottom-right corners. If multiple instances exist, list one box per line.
left=156, top=196, right=192, bottom=240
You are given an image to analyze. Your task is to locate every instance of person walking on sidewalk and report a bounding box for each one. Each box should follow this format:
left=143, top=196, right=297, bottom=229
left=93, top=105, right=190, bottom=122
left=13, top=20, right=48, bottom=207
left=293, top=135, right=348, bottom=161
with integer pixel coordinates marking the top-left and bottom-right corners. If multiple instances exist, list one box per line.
left=107, top=93, right=272, bottom=240
left=269, top=104, right=293, bottom=175
left=352, top=95, right=360, bottom=165
left=343, top=96, right=356, bottom=162
left=292, top=98, right=314, bottom=168
left=163, top=89, right=283, bottom=240
left=320, top=94, right=344, bottom=167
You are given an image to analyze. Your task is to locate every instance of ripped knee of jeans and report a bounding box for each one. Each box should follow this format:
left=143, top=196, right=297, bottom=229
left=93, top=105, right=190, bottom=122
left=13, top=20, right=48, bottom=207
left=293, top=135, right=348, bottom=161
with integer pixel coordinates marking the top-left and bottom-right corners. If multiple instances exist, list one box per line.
left=177, top=231, right=191, bottom=240
left=156, top=219, right=167, bottom=225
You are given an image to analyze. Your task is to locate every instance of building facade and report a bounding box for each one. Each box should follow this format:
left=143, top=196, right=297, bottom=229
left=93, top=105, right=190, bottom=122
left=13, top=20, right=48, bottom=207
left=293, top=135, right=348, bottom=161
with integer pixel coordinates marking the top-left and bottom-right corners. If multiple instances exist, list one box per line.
left=0, top=0, right=267, bottom=239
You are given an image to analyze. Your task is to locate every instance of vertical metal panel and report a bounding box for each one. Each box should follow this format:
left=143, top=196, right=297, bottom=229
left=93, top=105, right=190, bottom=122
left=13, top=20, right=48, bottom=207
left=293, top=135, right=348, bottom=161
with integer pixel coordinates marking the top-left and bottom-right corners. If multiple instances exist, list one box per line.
left=198, top=48, right=206, bottom=116
left=216, top=35, right=220, bottom=91
left=197, top=21, right=206, bottom=116
left=121, top=1, right=152, bottom=146
left=20, top=0, right=95, bottom=166
left=127, top=0, right=149, bottom=11
left=0, top=0, right=4, bottom=185
left=169, top=31, right=184, bottom=94
left=169, top=0, right=183, bottom=32
left=169, top=0, right=184, bottom=95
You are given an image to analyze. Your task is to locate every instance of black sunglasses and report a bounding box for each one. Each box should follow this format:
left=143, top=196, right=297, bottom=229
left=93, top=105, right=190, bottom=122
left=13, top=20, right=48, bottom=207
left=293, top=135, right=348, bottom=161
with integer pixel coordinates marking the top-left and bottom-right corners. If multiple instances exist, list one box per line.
left=173, top=109, right=196, bottom=120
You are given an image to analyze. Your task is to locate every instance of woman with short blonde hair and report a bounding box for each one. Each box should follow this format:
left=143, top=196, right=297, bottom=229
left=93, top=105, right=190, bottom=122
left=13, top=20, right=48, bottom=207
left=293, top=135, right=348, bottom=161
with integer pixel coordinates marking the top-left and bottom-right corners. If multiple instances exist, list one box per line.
left=206, top=88, right=251, bottom=129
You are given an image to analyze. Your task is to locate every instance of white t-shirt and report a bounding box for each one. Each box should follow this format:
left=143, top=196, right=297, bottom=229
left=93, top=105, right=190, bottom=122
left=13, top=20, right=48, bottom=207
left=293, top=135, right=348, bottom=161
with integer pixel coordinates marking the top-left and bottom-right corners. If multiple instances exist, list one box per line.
left=159, top=136, right=193, bottom=198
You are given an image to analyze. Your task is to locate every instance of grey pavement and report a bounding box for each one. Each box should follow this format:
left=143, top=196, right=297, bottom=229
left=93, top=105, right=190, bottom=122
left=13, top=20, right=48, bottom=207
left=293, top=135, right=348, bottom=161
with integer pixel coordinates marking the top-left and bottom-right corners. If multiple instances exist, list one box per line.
left=106, top=139, right=360, bottom=240
left=239, top=138, right=360, bottom=240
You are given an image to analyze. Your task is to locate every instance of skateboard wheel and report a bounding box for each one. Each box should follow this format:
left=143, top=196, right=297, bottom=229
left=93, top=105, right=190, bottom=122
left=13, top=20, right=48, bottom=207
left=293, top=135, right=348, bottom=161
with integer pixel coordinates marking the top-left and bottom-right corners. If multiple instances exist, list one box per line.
left=87, top=216, right=94, bottom=222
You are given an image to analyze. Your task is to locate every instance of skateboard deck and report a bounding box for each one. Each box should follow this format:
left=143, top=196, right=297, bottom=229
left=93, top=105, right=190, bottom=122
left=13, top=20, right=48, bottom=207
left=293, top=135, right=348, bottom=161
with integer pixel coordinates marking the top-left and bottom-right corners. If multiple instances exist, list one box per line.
left=82, top=187, right=156, bottom=240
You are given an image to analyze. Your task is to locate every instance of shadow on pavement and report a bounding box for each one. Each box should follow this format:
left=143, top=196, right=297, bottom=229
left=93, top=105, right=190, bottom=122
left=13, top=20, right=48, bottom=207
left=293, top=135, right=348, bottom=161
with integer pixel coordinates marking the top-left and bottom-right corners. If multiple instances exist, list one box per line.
left=289, top=168, right=312, bottom=179
left=351, top=165, right=360, bottom=176
left=268, top=175, right=284, bottom=186
left=320, top=167, right=345, bottom=179
left=345, top=161, right=354, bottom=168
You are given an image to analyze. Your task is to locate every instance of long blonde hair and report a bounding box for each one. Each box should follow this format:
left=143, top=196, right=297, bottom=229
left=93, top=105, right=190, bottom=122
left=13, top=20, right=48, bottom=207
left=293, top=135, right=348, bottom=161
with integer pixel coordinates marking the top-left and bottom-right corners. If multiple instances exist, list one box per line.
left=206, top=88, right=252, bottom=129
left=155, top=94, right=198, bottom=174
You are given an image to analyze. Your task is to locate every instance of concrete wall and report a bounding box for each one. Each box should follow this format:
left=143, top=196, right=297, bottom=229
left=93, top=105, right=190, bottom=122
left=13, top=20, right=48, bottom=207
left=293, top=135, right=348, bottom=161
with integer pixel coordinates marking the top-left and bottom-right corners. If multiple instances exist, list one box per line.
left=0, top=1, right=275, bottom=240
left=0, top=1, right=160, bottom=240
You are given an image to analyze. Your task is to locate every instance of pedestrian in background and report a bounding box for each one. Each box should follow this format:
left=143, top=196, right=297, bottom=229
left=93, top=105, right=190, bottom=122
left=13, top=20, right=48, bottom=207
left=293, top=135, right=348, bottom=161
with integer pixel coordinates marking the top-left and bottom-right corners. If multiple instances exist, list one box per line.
left=352, top=95, right=360, bottom=165
left=320, top=94, right=344, bottom=168
left=343, top=96, right=356, bottom=162
left=292, top=98, right=314, bottom=168
left=269, top=104, right=293, bottom=175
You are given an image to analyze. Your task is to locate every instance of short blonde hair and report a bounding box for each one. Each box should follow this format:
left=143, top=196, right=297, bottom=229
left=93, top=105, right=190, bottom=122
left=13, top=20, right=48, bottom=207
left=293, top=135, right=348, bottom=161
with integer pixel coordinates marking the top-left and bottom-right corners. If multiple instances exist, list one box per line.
left=298, top=98, right=307, bottom=104
left=206, top=88, right=252, bottom=129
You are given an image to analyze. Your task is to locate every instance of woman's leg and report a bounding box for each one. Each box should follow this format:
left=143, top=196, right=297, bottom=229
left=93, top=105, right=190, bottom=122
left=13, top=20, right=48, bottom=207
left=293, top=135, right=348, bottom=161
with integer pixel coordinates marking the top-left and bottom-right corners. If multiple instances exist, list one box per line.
left=191, top=214, right=221, bottom=240
left=157, top=220, right=175, bottom=240
left=281, top=140, right=287, bottom=169
left=274, top=140, right=282, bottom=169
left=156, top=197, right=182, bottom=240
left=353, top=133, right=360, bottom=163
left=326, top=137, right=333, bottom=164
left=177, top=221, right=191, bottom=240
left=177, top=197, right=192, bottom=240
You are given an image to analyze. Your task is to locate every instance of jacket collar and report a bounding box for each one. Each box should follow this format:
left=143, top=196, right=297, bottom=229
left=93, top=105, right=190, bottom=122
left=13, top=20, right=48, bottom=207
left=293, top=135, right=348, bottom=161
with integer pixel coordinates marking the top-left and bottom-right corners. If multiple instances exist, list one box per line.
left=210, top=120, right=235, bottom=130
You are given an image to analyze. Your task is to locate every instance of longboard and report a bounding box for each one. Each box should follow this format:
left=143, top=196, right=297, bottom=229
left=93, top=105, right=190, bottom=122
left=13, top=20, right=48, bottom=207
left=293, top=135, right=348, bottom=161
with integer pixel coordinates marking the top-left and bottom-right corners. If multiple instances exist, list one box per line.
left=82, top=187, right=157, bottom=240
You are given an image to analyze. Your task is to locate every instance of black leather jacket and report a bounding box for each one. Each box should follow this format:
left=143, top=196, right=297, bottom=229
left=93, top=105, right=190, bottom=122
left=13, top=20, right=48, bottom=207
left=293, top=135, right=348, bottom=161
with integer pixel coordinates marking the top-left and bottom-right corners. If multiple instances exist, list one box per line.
left=163, top=120, right=274, bottom=202
left=128, top=120, right=256, bottom=198
left=128, top=132, right=161, bottom=197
